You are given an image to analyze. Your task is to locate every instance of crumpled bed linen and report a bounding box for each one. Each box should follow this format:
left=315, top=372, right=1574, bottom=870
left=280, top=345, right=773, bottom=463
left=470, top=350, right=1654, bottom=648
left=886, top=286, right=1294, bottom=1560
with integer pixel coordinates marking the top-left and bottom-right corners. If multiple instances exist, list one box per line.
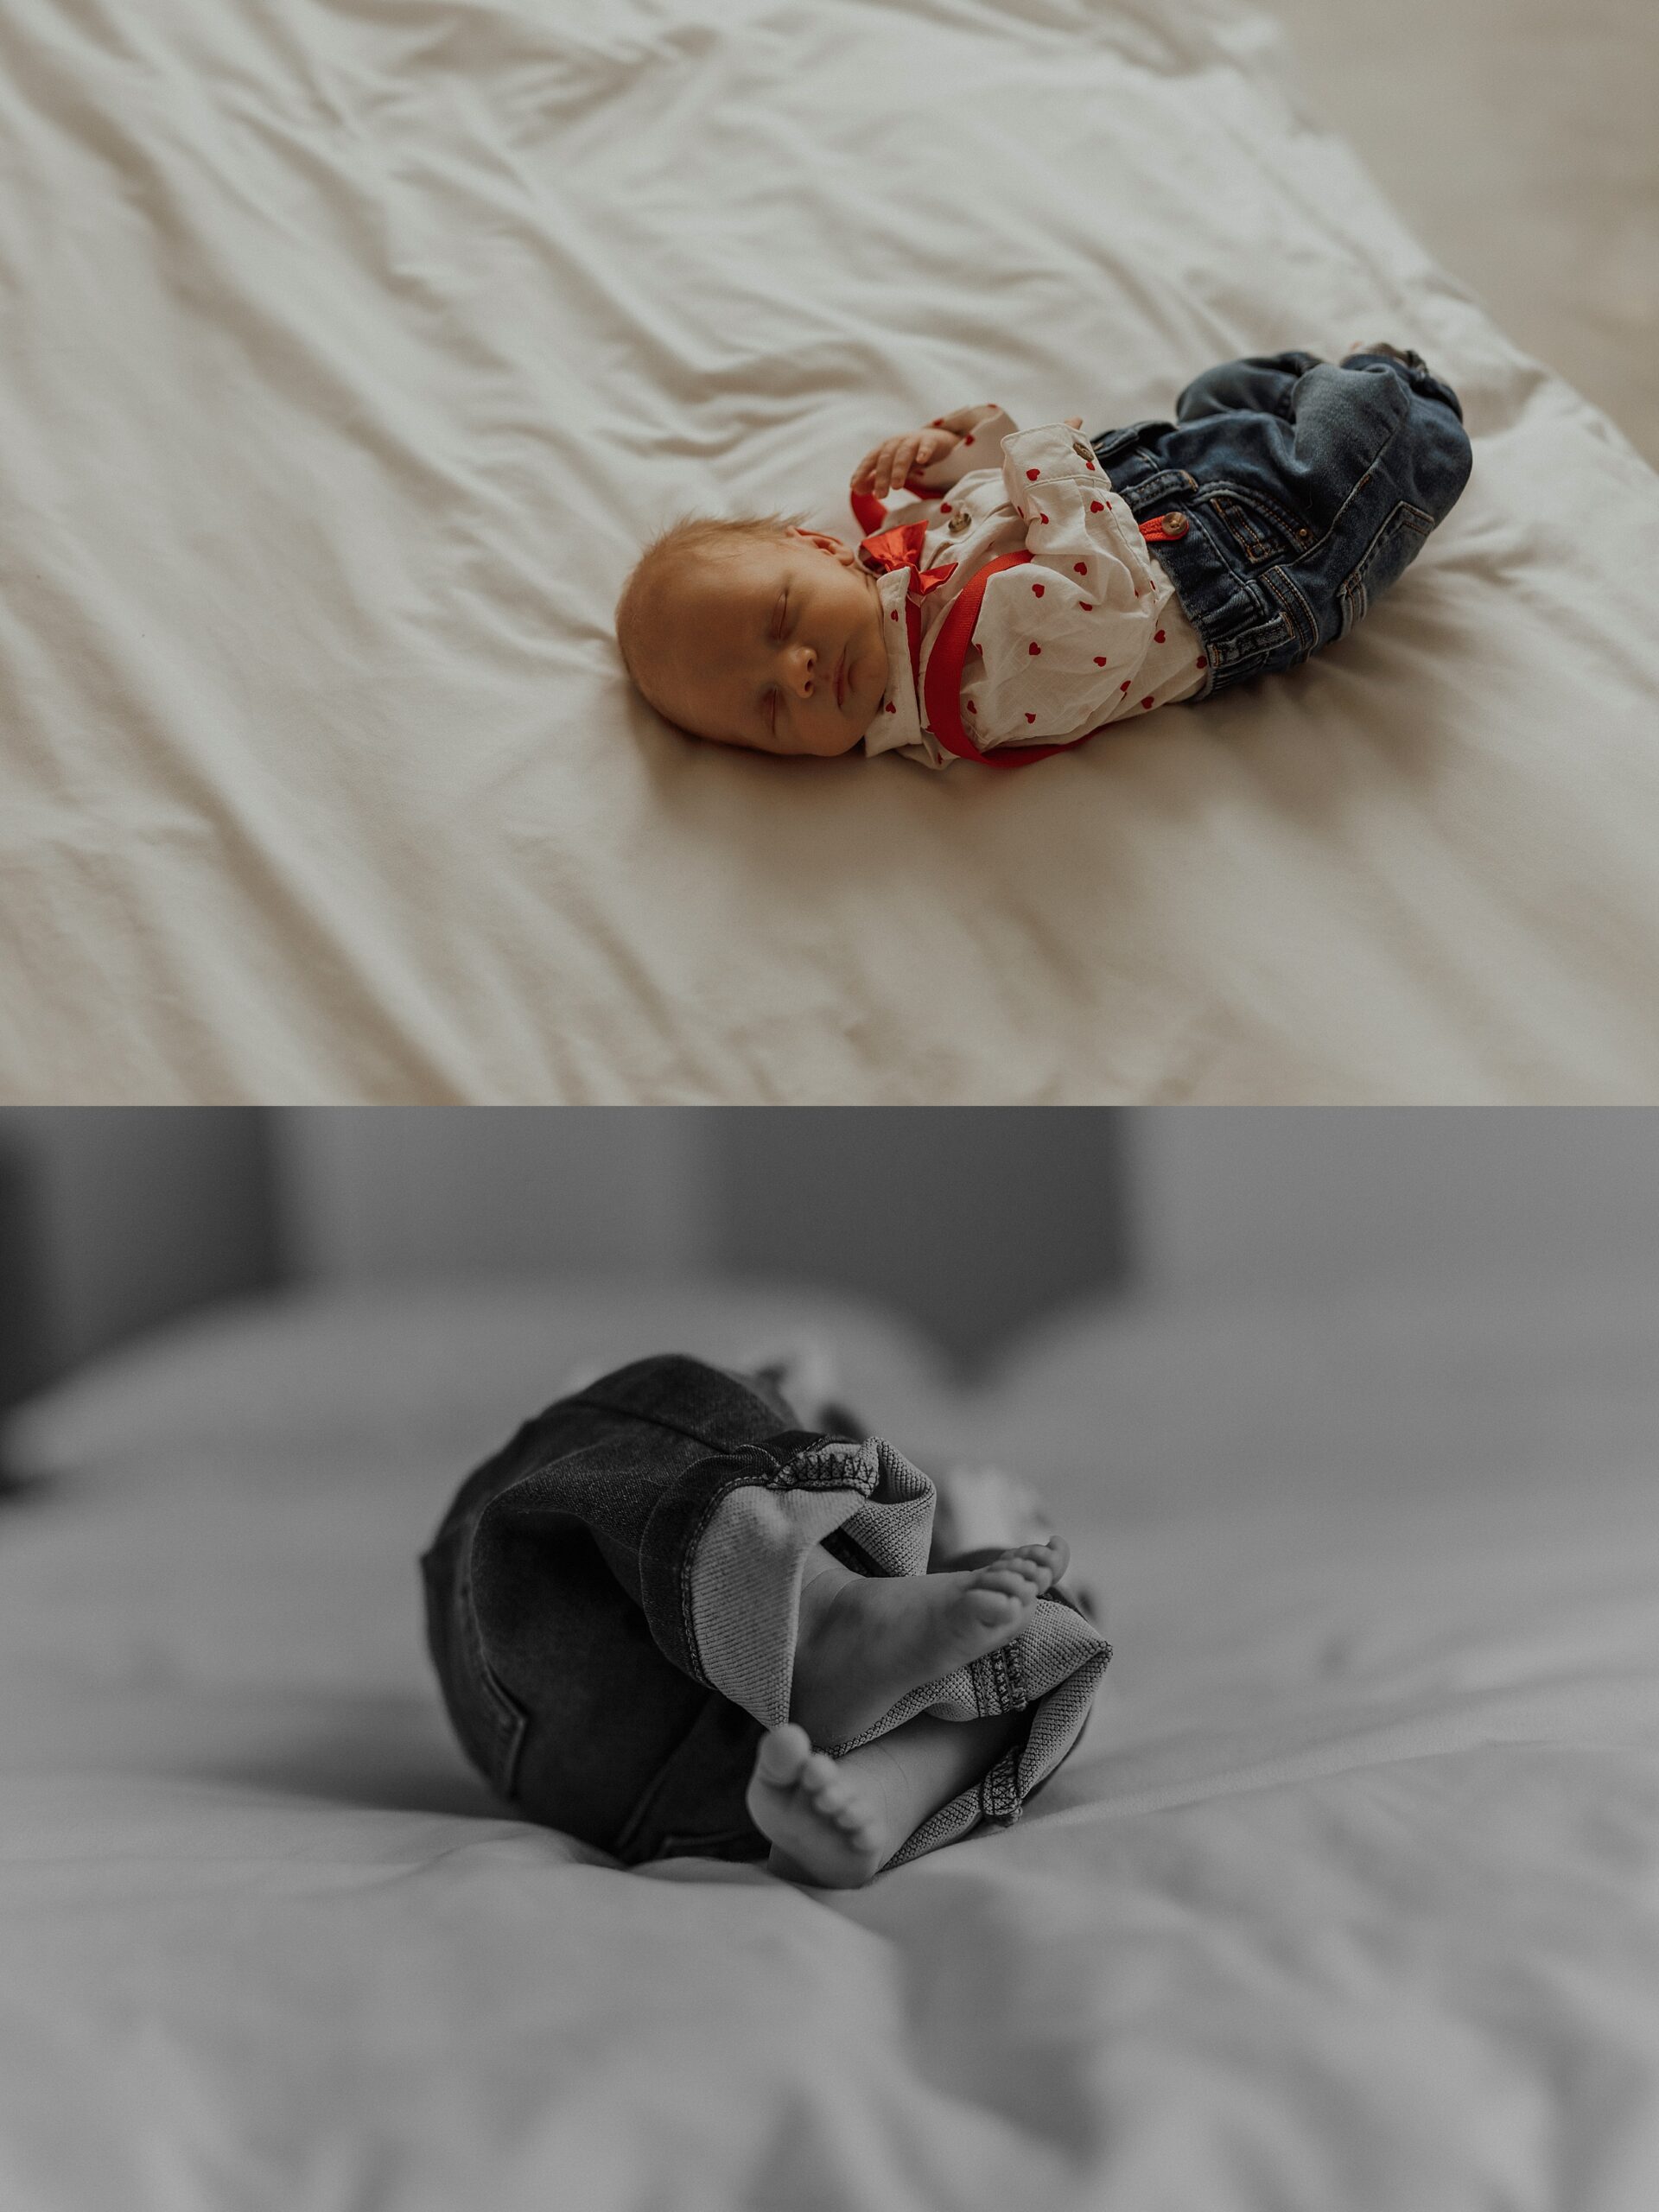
left=1, top=1276, right=1656, bottom=2209
left=3, top=0, right=1658, bottom=1101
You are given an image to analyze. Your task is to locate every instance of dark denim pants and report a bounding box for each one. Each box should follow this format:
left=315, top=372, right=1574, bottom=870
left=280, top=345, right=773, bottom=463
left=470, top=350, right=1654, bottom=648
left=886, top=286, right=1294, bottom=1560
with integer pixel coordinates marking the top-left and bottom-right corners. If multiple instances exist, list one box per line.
left=1090, top=349, right=1474, bottom=693
left=420, top=1355, right=1110, bottom=1872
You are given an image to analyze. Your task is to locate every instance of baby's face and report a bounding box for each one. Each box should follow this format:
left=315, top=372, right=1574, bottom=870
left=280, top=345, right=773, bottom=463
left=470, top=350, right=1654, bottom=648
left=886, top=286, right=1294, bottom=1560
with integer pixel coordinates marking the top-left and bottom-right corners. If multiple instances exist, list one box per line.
left=646, top=529, right=889, bottom=757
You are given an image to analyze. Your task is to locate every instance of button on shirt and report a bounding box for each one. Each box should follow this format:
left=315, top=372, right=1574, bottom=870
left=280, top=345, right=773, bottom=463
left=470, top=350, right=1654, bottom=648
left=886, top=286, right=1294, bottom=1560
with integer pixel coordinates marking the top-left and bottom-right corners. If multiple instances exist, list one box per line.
left=859, top=405, right=1208, bottom=768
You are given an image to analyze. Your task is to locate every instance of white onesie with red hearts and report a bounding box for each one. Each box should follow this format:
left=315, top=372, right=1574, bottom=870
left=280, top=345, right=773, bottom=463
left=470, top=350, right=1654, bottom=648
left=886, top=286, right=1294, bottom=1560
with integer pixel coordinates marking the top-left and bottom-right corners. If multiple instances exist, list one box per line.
left=859, top=404, right=1209, bottom=769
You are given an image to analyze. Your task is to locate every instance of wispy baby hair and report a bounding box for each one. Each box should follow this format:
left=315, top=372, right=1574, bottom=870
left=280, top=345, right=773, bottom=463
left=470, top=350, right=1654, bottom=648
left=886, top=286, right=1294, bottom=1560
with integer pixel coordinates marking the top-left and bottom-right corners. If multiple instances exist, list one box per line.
left=614, top=506, right=810, bottom=724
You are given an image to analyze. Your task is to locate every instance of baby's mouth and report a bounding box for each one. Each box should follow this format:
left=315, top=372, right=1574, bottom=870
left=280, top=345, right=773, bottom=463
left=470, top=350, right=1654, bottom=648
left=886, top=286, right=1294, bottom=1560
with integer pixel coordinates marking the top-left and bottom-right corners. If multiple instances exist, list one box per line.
left=835, top=651, right=848, bottom=707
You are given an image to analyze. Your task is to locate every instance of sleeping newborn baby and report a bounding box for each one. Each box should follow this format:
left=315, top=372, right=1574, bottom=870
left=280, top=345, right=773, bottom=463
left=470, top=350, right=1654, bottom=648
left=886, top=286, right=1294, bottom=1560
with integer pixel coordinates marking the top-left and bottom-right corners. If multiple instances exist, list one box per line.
left=614, top=344, right=1472, bottom=769
left=421, top=1353, right=1109, bottom=1887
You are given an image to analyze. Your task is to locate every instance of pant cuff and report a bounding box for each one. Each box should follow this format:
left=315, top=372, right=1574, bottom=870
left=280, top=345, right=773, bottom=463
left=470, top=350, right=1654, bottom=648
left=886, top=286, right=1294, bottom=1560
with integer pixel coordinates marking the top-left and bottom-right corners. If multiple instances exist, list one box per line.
left=683, top=1433, right=1110, bottom=1868
left=684, top=1435, right=935, bottom=1726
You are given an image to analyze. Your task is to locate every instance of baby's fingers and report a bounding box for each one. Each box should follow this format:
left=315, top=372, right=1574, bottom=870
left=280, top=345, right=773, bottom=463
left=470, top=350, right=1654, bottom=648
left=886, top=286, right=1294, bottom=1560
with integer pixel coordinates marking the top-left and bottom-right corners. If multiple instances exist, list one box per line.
left=851, top=442, right=899, bottom=496
left=853, top=442, right=900, bottom=497
left=874, top=436, right=918, bottom=497
left=852, top=429, right=944, bottom=498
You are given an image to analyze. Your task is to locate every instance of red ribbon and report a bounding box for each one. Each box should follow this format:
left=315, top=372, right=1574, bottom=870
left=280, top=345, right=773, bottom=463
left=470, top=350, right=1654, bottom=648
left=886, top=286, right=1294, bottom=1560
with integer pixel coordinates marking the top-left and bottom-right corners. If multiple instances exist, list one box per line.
left=925, top=552, right=1090, bottom=767
left=855, top=518, right=959, bottom=600
left=855, top=499, right=1084, bottom=769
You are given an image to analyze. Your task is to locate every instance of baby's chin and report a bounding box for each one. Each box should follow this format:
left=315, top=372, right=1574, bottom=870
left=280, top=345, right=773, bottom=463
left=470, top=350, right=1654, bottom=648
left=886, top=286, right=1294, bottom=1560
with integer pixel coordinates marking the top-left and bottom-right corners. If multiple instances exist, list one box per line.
left=805, top=723, right=867, bottom=759
left=696, top=718, right=866, bottom=760
left=747, top=728, right=864, bottom=760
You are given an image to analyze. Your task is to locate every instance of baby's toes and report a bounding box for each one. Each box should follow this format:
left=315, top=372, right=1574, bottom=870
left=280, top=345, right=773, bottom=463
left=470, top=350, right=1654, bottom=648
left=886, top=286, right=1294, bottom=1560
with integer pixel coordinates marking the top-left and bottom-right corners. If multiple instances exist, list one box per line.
left=754, top=1723, right=814, bottom=1788
left=799, top=1750, right=842, bottom=1800
left=963, top=1577, right=1032, bottom=1625
left=967, top=1566, right=1026, bottom=1600
left=977, top=1557, right=1045, bottom=1598
left=807, top=1771, right=852, bottom=1818
left=1013, top=1535, right=1070, bottom=1588
left=1001, top=1549, right=1050, bottom=1586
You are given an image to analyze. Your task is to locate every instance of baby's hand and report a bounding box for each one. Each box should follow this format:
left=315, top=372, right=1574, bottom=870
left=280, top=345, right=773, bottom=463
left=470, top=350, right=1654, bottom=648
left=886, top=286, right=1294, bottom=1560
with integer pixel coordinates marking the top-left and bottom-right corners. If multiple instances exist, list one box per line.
left=851, top=415, right=1087, bottom=499
left=850, top=423, right=963, bottom=499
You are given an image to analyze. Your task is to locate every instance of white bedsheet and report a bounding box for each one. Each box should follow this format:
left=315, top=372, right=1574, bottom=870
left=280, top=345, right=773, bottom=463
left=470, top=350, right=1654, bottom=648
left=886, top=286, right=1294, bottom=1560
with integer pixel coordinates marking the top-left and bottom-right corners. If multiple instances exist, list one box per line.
left=3, top=1278, right=1656, bottom=2209
left=3, top=0, right=1657, bottom=1103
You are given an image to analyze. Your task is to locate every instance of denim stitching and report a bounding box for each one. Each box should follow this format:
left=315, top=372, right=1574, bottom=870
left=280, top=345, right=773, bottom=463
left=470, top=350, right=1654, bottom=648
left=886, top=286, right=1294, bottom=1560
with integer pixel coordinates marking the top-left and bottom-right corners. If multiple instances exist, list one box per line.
left=1002, top=1627, right=1028, bottom=1712
left=1339, top=500, right=1435, bottom=633
left=1351, top=500, right=1434, bottom=592
left=499, top=1436, right=785, bottom=1688
left=1313, top=391, right=1416, bottom=551
left=674, top=1450, right=787, bottom=1680
left=1210, top=606, right=1291, bottom=675
left=1197, top=369, right=1423, bottom=575
left=979, top=1745, right=1023, bottom=1824
left=1208, top=491, right=1286, bottom=563
left=1126, top=456, right=1198, bottom=499
left=1202, top=479, right=1314, bottom=557
left=1260, top=565, right=1320, bottom=656
left=981, top=1637, right=1024, bottom=1715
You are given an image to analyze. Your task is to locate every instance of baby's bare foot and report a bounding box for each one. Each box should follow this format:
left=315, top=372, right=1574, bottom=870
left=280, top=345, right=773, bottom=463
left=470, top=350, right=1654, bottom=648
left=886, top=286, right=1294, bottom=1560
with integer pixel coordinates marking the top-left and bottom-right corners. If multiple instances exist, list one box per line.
left=746, top=1723, right=889, bottom=1889
left=791, top=1535, right=1069, bottom=1747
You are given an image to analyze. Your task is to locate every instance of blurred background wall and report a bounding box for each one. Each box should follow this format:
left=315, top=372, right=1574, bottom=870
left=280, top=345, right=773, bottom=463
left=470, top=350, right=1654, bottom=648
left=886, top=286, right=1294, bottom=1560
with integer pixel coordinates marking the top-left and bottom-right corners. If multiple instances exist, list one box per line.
left=3, top=1108, right=1657, bottom=1406
left=1260, top=0, right=1658, bottom=467
left=0, top=1111, right=283, bottom=1408
left=275, top=1109, right=1133, bottom=1366
left=1135, top=1110, right=1659, bottom=1299
left=0, top=1109, right=1136, bottom=1397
